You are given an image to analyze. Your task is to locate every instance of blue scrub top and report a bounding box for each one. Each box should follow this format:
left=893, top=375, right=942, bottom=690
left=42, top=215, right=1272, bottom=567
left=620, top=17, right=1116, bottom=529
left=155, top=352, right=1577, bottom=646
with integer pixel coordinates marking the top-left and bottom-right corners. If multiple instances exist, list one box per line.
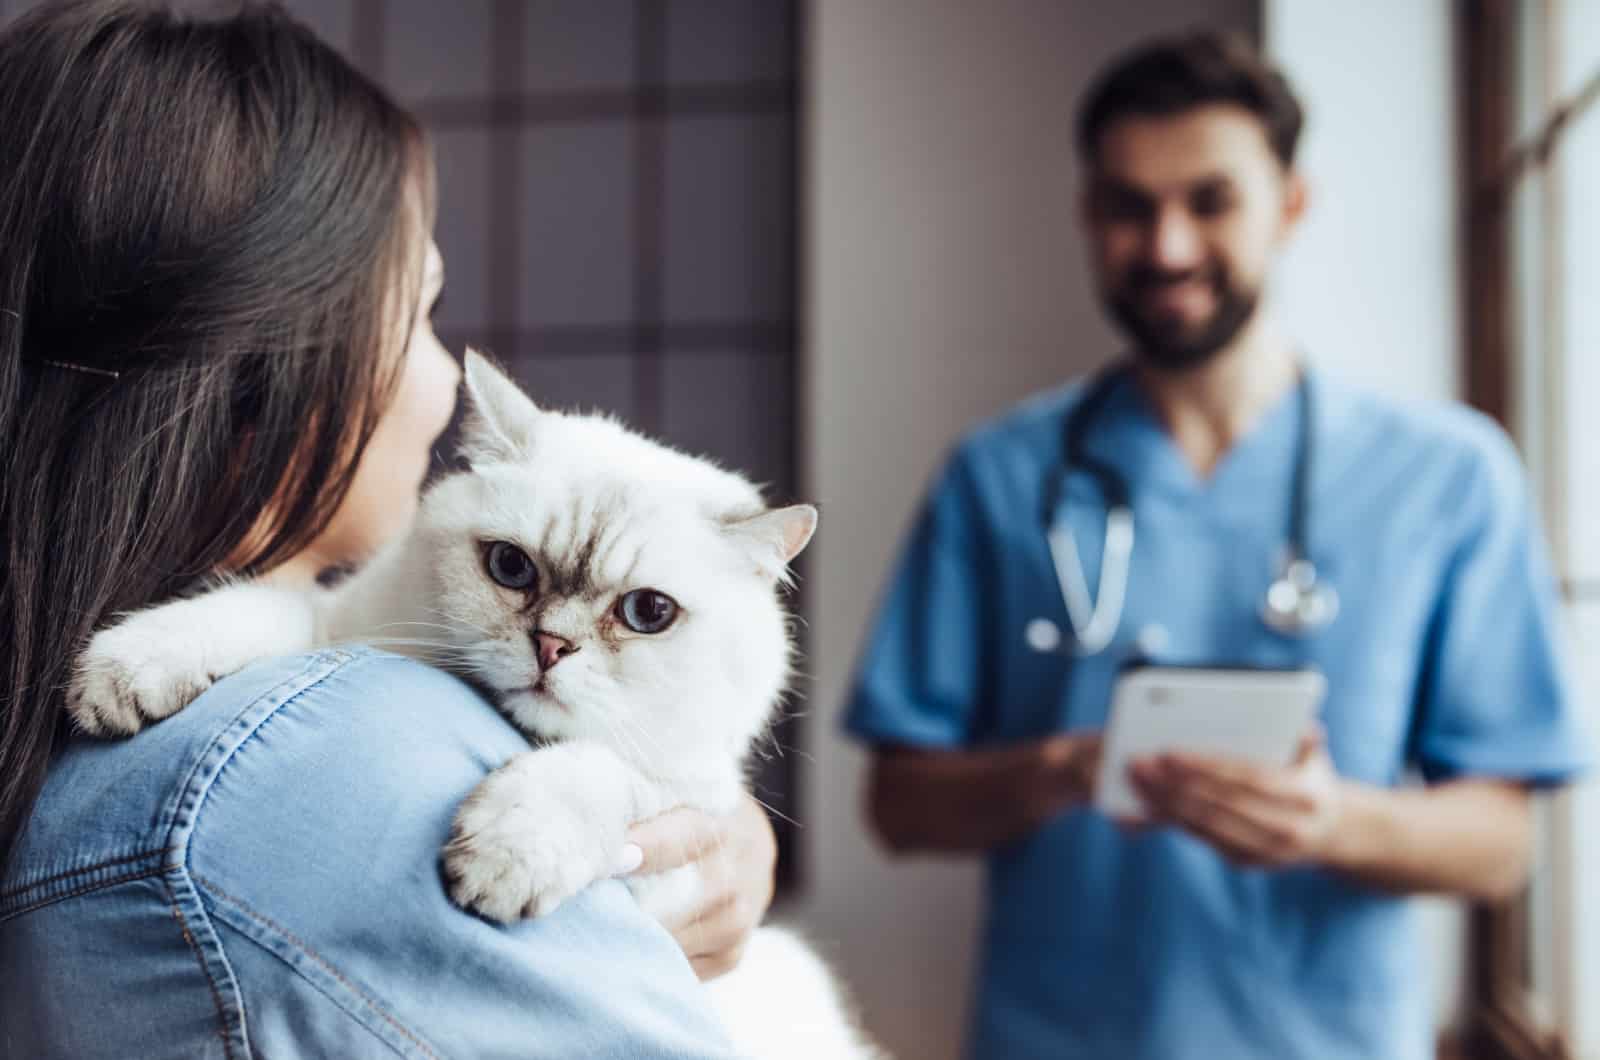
left=843, top=370, right=1588, bottom=1060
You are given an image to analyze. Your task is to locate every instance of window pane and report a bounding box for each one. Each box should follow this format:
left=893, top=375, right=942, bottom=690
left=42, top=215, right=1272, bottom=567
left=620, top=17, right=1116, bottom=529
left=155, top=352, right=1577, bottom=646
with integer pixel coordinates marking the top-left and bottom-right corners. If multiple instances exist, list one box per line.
left=1560, top=99, right=1600, bottom=579
left=1566, top=601, right=1600, bottom=1048
left=1515, top=0, right=1551, bottom=141
left=430, top=129, right=494, bottom=334
left=384, top=0, right=494, bottom=102
left=518, top=123, right=636, bottom=330
left=506, top=351, right=638, bottom=423
left=1562, top=0, right=1600, bottom=99
left=277, top=0, right=355, bottom=57
left=662, top=114, right=794, bottom=324
left=660, top=351, right=793, bottom=493
left=1509, top=165, right=1549, bottom=491
left=665, top=0, right=794, bottom=85
left=524, top=0, right=636, bottom=94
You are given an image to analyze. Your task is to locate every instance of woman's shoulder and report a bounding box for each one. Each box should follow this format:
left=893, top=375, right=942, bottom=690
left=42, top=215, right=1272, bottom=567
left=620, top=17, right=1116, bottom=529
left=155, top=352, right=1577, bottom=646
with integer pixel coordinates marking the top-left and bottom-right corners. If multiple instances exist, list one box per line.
left=5, top=647, right=522, bottom=899
left=4, top=648, right=740, bottom=1058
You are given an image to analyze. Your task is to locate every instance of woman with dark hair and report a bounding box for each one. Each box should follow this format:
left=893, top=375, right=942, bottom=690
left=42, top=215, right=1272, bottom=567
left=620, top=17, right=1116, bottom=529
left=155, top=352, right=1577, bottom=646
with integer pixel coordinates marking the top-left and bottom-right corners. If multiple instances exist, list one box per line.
left=0, top=3, right=765, bottom=1055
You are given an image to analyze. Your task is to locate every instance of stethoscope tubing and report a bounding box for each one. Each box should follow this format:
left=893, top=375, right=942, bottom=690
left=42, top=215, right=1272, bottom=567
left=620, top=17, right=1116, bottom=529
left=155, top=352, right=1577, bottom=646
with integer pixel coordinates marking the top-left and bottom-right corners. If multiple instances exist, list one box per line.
left=1035, top=361, right=1334, bottom=655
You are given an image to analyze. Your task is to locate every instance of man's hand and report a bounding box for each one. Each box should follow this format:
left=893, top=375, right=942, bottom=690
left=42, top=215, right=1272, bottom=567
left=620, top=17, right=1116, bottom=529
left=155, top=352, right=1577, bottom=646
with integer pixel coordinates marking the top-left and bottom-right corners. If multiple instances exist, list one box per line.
left=623, top=793, right=777, bottom=981
left=1128, top=726, right=1346, bottom=868
left=1043, top=730, right=1103, bottom=806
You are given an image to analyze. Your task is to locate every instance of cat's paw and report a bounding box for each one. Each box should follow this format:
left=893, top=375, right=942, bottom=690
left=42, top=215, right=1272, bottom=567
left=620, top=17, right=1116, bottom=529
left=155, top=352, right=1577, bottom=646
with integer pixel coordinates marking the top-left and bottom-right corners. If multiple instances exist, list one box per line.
left=442, top=772, right=610, bottom=923
left=66, top=621, right=217, bottom=738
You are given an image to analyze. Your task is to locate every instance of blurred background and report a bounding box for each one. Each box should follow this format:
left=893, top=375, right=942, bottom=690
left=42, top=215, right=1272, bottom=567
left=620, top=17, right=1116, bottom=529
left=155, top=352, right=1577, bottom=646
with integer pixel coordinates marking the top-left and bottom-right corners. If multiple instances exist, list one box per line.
left=2, top=1, right=1591, bottom=1057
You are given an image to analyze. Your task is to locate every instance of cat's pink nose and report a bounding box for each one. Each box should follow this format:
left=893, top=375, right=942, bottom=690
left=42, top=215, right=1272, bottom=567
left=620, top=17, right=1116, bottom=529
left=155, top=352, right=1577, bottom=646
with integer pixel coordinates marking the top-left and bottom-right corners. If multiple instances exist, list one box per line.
left=533, top=631, right=578, bottom=671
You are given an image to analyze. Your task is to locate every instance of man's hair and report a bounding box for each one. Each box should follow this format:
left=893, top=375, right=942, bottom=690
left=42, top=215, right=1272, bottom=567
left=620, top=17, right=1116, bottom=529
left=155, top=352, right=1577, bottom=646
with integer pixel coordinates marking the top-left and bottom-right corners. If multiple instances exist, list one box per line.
left=1076, top=31, right=1304, bottom=168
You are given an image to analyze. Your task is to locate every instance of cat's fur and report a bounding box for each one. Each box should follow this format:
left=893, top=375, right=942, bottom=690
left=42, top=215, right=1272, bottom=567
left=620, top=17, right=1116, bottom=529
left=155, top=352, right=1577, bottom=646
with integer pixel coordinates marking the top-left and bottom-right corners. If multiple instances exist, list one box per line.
left=67, top=350, right=879, bottom=1060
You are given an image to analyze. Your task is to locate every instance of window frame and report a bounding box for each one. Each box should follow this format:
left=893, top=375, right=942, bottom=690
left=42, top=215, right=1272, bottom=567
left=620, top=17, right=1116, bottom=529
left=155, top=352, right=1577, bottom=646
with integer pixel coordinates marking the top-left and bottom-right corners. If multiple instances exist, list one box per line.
left=1457, top=0, right=1598, bottom=1056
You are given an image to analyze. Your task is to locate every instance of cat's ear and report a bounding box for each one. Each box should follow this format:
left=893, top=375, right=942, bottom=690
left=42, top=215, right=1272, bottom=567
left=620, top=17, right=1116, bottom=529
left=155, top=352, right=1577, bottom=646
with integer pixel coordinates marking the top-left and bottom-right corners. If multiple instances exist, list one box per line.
left=460, top=348, right=542, bottom=464
left=724, top=504, right=818, bottom=583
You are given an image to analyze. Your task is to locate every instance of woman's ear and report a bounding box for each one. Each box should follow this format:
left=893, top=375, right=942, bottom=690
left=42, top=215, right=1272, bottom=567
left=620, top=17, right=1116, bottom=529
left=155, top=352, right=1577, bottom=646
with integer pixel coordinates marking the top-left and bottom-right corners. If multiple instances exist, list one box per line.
left=459, top=348, right=541, bottom=465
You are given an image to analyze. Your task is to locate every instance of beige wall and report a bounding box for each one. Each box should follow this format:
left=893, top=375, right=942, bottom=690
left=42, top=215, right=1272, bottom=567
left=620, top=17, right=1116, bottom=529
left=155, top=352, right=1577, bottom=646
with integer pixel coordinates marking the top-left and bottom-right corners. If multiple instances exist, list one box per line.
left=795, top=3, right=1255, bottom=1057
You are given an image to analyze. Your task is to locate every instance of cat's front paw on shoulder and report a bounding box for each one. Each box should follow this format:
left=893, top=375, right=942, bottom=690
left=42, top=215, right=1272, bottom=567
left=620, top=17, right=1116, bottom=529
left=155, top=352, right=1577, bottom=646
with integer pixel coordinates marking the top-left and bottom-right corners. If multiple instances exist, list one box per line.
left=442, top=777, right=606, bottom=923
left=66, top=623, right=217, bottom=739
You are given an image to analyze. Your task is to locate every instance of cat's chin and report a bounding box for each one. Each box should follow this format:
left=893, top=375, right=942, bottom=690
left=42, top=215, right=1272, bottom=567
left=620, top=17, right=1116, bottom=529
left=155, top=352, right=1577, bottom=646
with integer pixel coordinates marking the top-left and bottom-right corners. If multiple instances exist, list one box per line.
left=500, top=688, right=576, bottom=740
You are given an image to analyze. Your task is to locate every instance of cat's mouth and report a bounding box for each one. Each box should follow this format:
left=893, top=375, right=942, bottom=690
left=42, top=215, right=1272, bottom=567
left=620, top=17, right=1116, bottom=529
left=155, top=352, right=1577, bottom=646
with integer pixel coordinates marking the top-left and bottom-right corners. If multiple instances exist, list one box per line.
left=492, top=676, right=571, bottom=717
left=527, top=677, right=570, bottom=713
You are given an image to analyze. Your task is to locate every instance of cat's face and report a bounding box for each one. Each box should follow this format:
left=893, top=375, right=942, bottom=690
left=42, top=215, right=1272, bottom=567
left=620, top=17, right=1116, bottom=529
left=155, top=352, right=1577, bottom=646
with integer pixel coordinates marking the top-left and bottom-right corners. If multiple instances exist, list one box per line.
left=413, top=352, right=815, bottom=773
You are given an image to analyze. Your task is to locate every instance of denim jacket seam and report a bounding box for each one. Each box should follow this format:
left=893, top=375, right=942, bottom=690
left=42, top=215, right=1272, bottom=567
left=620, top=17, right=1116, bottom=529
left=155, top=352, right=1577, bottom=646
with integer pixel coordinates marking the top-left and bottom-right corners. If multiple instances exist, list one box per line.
left=0, top=846, right=177, bottom=910
left=148, top=647, right=366, bottom=1059
left=196, top=874, right=445, bottom=1060
left=0, top=864, right=168, bottom=921
left=156, top=647, right=362, bottom=848
left=165, top=874, right=239, bottom=1060
left=0, top=647, right=380, bottom=1058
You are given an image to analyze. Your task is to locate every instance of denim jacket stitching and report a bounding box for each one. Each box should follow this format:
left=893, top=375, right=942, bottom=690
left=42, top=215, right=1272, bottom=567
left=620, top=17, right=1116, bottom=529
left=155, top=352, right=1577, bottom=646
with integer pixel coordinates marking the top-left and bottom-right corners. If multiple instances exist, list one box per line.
left=2, top=649, right=372, bottom=1059
left=0, top=865, right=167, bottom=921
left=166, top=875, right=237, bottom=1060
left=0, top=846, right=175, bottom=906
left=157, top=649, right=357, bottom=845
left=148, top=649, right=363, bottom=1059
left=196, top=874, right=444, bottom=1060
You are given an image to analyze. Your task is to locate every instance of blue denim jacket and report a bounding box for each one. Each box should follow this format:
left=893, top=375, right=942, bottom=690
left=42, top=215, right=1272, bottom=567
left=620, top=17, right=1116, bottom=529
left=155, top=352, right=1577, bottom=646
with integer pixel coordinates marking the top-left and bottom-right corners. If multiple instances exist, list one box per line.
left=0, top=648, right=738, bottom=1059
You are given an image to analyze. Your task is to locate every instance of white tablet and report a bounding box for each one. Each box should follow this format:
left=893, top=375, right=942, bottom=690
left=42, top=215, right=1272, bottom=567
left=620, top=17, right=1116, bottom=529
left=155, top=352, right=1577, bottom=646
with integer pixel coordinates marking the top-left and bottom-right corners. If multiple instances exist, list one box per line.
left=1094, top=665, right=1327, bottom=820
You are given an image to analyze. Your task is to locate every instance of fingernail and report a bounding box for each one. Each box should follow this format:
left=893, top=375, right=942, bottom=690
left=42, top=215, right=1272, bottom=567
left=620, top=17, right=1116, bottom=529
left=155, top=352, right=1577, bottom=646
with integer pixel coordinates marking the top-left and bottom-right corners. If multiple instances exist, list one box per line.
left=613, top=843, right=643, bottom=876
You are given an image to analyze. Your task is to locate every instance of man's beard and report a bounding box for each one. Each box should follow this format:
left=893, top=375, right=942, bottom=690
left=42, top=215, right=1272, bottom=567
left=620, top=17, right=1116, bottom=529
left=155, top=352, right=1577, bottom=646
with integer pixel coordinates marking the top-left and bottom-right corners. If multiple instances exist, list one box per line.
left=1104, top=263, right=1260, bottom=373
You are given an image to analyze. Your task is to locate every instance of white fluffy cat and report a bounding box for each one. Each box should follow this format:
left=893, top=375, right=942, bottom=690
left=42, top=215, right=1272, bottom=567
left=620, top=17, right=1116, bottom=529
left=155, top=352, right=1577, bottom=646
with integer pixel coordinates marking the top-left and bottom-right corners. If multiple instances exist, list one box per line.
left=67, top=350, right=880, bottom=1060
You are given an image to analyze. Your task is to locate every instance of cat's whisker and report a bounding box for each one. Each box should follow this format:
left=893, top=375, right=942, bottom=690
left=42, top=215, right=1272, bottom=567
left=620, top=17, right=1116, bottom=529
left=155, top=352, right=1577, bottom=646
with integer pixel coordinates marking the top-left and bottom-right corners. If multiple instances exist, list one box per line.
left=748, top=792, right=802, bottom=831
left=367, top=620, right=468, bottom=636
left=610, top=714, right=657, bottom=778
left=765, top=739, right=816, bottom=766
left=358, top=637, right=489, bottom=669
left=360, top=635, right=473, bottom=653
left=420, top=605, right=498, bottom=639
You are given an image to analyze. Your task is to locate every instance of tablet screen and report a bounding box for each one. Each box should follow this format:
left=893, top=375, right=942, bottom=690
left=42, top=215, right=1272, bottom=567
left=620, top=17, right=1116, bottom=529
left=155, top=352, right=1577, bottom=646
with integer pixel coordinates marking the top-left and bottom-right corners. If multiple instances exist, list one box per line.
left=1094, top=666, right=1327, bottom=820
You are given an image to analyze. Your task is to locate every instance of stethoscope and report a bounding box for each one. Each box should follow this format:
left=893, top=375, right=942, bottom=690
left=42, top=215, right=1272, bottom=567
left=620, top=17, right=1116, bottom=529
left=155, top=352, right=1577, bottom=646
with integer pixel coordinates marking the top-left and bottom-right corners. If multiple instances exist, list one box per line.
left=1025, top=364, right=1340, bottom=657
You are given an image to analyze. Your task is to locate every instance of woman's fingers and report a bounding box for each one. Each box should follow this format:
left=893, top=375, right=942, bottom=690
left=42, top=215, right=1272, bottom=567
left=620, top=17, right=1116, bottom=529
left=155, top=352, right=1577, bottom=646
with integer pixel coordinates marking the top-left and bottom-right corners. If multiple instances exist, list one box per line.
left=626, top=806, right=728, bottom=875
left=622, top=795, right=778, bottom=979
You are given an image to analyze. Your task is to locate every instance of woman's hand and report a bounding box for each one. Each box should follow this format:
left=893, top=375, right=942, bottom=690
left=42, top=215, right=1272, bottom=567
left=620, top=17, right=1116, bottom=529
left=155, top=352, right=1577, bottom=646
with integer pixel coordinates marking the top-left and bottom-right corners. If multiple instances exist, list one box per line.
left=623, top=793, right=777, bottom=980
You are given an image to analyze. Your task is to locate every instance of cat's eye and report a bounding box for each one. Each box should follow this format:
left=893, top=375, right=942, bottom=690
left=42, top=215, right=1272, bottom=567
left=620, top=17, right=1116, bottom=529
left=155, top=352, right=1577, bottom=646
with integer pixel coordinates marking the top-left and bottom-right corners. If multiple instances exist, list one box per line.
left=484, top=541, right=538, bottom=591
left=616, top=589, right=678, bottom=634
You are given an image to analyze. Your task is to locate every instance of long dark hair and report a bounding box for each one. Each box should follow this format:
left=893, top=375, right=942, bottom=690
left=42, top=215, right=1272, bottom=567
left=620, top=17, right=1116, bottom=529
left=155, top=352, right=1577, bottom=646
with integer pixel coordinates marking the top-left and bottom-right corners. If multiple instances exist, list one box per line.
left=0, top=1, right=433, bottom=870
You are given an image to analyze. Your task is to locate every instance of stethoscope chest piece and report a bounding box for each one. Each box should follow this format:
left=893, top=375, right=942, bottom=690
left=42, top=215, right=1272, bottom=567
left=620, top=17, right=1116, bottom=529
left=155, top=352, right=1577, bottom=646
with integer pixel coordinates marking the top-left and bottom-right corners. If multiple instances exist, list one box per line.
left=1260, top=557, right=1339, bottom=637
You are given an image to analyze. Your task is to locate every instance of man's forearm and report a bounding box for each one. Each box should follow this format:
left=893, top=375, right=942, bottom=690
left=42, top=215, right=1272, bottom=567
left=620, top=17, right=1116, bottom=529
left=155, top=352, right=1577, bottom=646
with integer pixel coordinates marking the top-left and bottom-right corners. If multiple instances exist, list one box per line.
left=1324, top=778, right=1533, bottom=901
left=867, top=735, right=1098, bottom=854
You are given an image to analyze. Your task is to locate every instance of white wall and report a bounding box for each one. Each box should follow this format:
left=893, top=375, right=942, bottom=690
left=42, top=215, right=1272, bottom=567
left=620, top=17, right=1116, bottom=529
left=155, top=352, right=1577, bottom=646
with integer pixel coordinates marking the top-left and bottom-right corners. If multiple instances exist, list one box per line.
left=1262, top=0, right=1466, bottom=1029
left=797, top=3, right=1255, bottom=1057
